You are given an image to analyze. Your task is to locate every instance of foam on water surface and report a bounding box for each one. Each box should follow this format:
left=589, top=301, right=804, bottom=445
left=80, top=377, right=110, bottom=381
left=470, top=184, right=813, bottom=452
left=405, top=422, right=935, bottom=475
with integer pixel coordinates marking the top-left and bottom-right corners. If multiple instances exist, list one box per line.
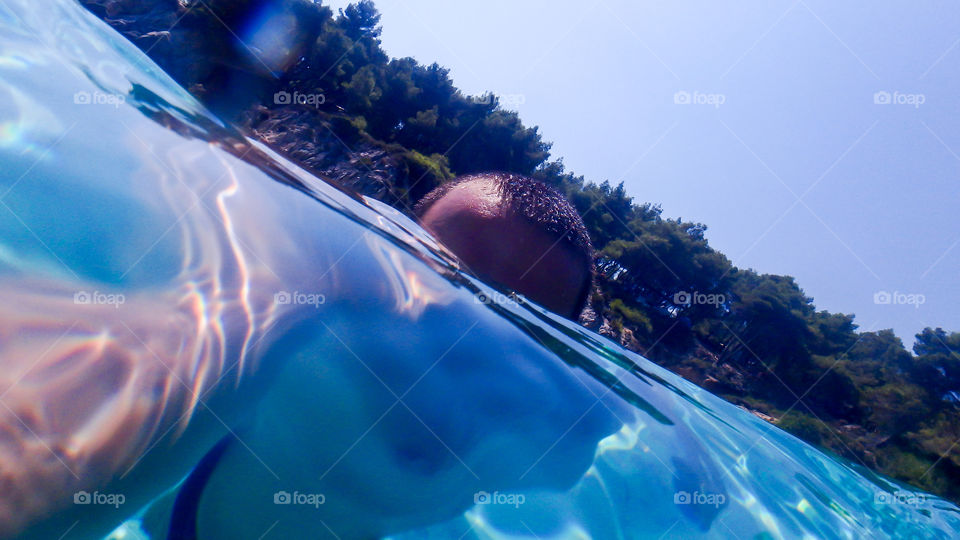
left=0, top=1, right=958, bottom=538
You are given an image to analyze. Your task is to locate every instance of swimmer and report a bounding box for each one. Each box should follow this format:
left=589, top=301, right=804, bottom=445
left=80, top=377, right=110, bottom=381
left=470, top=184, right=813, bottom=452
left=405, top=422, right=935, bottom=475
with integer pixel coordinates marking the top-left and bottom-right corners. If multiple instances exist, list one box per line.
left=415, top=173, right=595, bottom=320
left=3, top=161, right=619, bottom=539
left=145, top=174, right=612, bottom=539
left=1, top=124, right=616, bottom=540
left=0, top=5, right=613, bottom=531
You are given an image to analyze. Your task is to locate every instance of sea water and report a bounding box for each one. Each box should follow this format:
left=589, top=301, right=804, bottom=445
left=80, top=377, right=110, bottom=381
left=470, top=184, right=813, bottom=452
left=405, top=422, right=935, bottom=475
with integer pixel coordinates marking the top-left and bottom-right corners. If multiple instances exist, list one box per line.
left=0, top=1, right=958, bottom=539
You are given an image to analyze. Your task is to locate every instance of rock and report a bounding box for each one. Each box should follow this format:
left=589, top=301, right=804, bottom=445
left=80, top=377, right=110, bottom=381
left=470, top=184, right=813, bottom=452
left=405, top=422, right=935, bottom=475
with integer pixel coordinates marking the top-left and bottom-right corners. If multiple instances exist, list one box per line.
left=578, top=303, right=601, bottom=331
left=598, top=318, right=617, bottom=340
left=619, top=327, right=641, bottom=351
left=243, top=106, right=414, bottom=209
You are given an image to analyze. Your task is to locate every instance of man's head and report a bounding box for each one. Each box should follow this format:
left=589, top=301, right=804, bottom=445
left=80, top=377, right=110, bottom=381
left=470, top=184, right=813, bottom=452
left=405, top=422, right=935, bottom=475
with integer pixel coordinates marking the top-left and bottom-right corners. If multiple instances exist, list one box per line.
left=415, top=173, right=593, bottom=319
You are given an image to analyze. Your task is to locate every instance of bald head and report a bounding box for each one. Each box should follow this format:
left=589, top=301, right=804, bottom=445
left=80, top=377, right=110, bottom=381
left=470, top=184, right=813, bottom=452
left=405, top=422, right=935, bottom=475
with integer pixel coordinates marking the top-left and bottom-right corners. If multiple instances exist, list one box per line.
left=416, top=174, right=593, bottom=319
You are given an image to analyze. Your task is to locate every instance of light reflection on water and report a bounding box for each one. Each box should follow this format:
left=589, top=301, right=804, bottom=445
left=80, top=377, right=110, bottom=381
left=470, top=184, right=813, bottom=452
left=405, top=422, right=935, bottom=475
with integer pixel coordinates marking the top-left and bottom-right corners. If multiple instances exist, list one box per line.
left=0, top=1, right=958, bottom=539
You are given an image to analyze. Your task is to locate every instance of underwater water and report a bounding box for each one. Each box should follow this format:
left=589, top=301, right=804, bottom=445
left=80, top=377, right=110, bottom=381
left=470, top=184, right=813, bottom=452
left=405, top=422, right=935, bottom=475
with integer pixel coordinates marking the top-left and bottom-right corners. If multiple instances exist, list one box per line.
left=0, top=0, right=958, bottom=538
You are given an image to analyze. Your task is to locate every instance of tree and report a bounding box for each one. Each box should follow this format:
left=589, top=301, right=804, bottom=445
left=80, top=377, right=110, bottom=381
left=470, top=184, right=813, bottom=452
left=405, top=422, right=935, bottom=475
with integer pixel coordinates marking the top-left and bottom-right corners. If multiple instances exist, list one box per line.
left=339, top=0, right=382, bottom=40
left=911, top=328, right=960, bottom=406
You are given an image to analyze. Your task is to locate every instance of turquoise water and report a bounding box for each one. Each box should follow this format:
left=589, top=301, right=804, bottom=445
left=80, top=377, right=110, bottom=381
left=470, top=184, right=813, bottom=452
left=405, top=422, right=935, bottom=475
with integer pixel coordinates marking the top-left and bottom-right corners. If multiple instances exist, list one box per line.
left=0, top=1, right=958, bottom=538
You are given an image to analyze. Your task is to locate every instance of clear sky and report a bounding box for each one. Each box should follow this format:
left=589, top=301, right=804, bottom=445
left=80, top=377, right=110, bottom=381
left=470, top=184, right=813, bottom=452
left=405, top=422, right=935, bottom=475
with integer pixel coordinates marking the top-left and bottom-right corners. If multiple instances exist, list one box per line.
left=325, top=0, right=960, bottom=348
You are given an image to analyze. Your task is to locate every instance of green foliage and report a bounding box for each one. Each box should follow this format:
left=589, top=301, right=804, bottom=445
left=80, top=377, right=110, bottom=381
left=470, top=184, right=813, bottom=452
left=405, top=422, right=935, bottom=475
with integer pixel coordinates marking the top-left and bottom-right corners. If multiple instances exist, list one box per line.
left=777, top=413, right=831, bottom=446
left=876, top=446, right=949, bottom=496
left=911, top=328, right=960, bottom=405
left=610, top=299, right=652, bottom=333
left=342, top=65, right=383, bottom=111
left=339, top=0, right=382, bottom=40
left=809, top=311, right=858, bottom=355
left=192, top=0, right=554, bottom=180
left=396, top=150, right=452, bottom=201
left=403, top=150, right=451, bottom=181
left=862, top=383, right=927, bottom=434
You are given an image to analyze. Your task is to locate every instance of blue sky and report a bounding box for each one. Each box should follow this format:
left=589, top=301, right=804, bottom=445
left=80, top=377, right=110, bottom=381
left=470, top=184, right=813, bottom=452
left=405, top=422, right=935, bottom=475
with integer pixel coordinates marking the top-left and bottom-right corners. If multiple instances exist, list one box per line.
left=325, top=0, right=960, bottom=347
